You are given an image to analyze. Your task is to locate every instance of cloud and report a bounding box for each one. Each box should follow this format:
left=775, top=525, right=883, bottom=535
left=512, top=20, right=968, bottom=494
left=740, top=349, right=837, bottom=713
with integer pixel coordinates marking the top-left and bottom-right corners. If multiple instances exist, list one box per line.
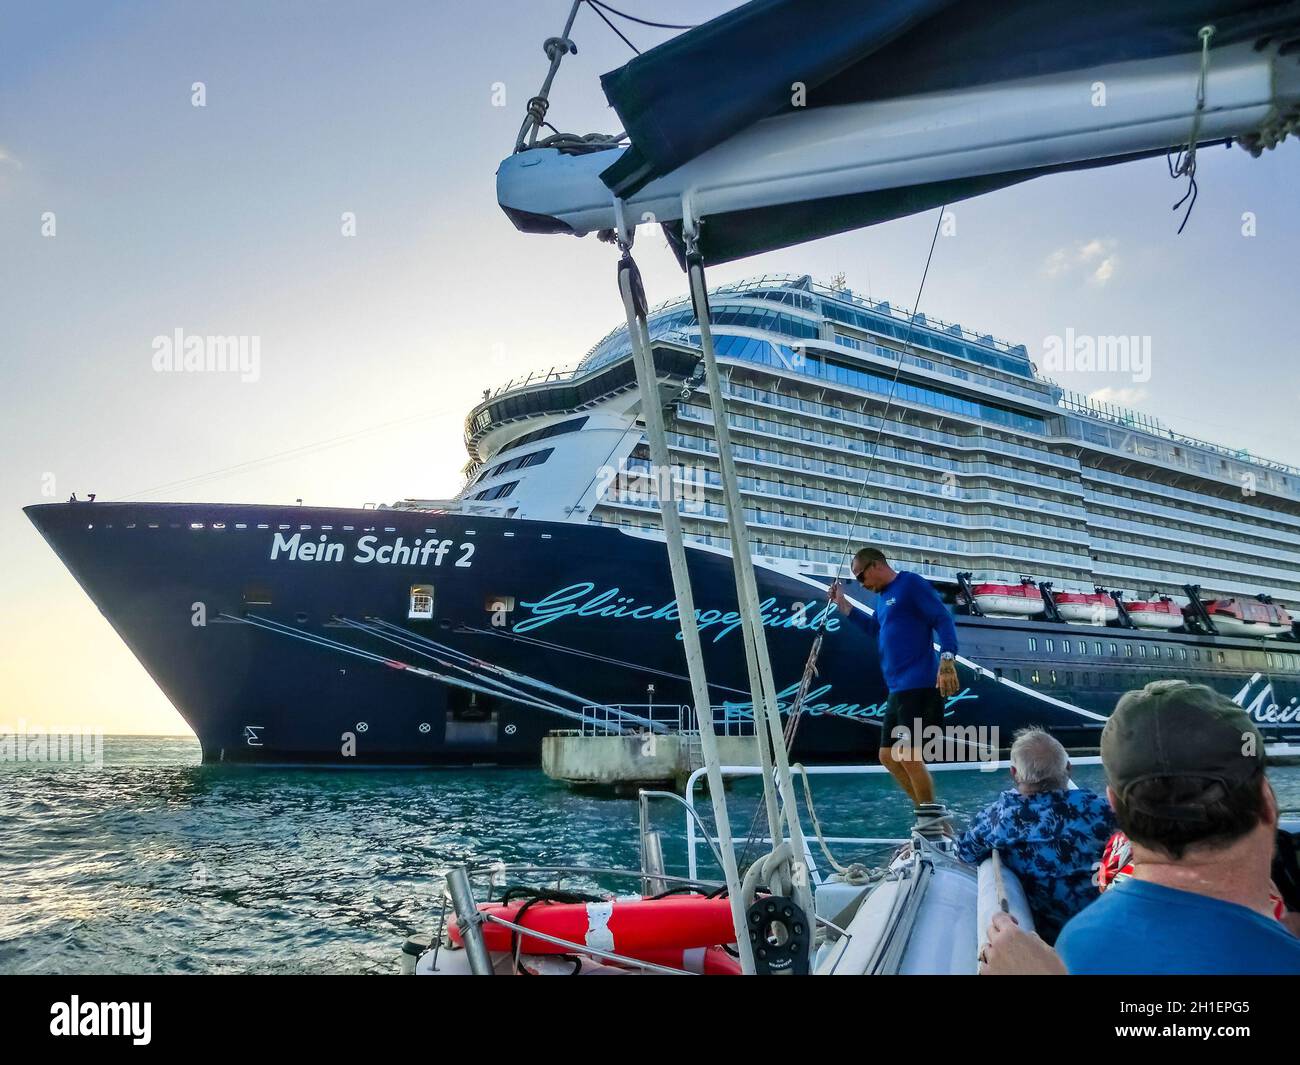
left=1087, top=385, right=1147, bottom=406
left=1043, top=237, right=1119, bottom=285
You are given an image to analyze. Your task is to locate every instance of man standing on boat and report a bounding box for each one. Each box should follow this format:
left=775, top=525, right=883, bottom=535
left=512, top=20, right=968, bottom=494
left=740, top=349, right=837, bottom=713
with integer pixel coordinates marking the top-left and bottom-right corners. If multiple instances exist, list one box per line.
left=830, top=547, right=960, bottom=810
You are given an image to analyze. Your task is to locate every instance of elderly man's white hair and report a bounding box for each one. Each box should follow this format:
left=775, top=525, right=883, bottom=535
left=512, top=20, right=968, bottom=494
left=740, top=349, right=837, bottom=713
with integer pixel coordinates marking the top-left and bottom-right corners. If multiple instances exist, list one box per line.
left=1009, top=727, right=1070, bottom=791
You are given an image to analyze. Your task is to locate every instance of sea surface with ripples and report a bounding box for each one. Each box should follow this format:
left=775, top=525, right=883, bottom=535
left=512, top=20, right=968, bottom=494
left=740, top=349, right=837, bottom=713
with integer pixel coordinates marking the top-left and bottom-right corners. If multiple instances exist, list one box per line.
left=3, top=736, right=1298, bottom=974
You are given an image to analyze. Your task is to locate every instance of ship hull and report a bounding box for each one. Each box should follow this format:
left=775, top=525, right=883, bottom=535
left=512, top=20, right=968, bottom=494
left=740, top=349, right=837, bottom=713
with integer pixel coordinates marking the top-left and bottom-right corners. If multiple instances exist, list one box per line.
left=25, top=502, right=1300, bottom=766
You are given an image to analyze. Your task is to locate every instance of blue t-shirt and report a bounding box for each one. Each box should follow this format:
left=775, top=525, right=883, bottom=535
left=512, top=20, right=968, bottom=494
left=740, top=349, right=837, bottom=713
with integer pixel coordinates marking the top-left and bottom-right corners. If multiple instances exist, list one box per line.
left=1057, top=878, right=1300, bottom=975
left=847, top=571, right=958, bottom=691
left=955, top=787, right=1115, bottom=941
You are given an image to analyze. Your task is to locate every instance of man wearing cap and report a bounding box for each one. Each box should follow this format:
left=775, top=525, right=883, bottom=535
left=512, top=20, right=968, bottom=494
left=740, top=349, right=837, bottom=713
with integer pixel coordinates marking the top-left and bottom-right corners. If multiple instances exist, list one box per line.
left=829, top=546, right=960, bottom=809
left=1053, top=679, right=1300, bottom=974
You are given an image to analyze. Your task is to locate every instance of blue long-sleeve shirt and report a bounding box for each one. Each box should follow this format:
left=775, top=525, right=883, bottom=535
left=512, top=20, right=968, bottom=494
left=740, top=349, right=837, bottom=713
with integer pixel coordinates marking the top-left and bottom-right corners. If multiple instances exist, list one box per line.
left=845, top=570, right=958, bottom=691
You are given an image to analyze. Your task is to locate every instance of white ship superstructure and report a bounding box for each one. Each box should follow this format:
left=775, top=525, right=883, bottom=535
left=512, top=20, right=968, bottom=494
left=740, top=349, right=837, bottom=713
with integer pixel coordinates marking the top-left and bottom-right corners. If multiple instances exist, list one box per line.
left=458, top=274, right=1300, bottom=613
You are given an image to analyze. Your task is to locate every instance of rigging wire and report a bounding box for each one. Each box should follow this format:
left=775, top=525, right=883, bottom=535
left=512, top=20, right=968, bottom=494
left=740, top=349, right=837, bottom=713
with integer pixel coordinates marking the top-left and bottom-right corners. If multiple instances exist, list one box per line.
left=833, top=206, right=949, bottom=571
left=586, top=2, right=640, bottom=54
left=587, top=1, right=698, bottom=31
left=1167, top=25, right=1217, bottom=234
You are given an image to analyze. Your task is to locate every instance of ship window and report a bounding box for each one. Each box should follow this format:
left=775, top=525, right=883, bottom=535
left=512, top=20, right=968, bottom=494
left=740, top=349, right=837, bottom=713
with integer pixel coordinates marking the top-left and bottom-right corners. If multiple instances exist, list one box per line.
left=1217, top=651, right=1226, bottom=665
left=1109, top=643, right=1117, bottom=656
left=1045, top=638, right=1054, bottom=653
left=474, top=480, right=519, bottom=501
left=1060, top=639, right=1070, bottom=654
left=485, top=595, right=516, bottom=617
left=1012, top=669, right=1021, bottom=683
left=1153, top=645, right=1162, bottom=658
left=1140, top=645, right=1148, bottom=657
left=1050, top=670, right=1058, bottom=686
left=1125, top=644, right=1133, bottom=657
left=1094, top=642, right=1103, bottom=656
left=408, top=585, right=435, bottom=620
left=242, top=584, right=273, bottom=606
left=1028, top=637, right=1037, bottom=652
left=1192, top=649, right=1200, bottom=661
left=1031, top=670, right=1041, bottom=685
left=1180, top=648, right=1188, bottom=661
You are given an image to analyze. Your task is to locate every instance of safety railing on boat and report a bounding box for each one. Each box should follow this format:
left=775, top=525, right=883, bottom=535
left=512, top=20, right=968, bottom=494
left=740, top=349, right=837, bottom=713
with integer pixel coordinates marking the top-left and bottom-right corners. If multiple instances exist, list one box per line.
left=676, top=758, right=1103, bottom=883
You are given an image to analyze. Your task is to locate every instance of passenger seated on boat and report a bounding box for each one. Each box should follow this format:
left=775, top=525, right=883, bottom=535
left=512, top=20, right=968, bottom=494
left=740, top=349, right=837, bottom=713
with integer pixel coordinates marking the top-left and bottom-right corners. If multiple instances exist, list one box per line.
left=1098, top=828, right=1293, bottom=929
left=955, top=728, right=1114, bottom=943
left=1056, top=680, right=1300, bottom=975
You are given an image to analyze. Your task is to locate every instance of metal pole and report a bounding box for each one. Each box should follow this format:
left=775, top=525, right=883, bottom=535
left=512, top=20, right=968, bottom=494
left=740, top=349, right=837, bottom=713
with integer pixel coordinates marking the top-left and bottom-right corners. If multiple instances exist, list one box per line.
left=446, top=866, right=493, bottom=976
left=616, top=247, right=756, bottom=975
left=682, top=217, right=816, bottom=934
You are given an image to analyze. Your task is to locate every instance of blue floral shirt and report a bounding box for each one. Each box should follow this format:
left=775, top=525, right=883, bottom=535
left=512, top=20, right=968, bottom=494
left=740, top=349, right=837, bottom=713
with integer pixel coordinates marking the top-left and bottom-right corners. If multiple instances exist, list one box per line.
left=955, top=787, right=1116, bottom=941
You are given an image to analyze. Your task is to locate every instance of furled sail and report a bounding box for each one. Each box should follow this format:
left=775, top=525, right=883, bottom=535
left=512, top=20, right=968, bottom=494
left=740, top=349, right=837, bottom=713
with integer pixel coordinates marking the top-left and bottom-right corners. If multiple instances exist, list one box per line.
left=497, top=0, right=1300, bottom=262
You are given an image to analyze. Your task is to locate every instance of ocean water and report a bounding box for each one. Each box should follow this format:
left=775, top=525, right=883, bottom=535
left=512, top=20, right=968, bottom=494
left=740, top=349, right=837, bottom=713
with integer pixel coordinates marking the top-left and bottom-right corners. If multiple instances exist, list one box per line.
left=3, top=736, right=1298, bottom=975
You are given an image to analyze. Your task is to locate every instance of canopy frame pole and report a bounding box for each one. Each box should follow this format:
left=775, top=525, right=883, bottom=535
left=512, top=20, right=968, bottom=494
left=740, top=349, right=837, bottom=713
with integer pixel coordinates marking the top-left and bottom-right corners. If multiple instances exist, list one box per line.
left=680, top=200, right=816, bottom=940
left=614, top=235, right=757, bottom=976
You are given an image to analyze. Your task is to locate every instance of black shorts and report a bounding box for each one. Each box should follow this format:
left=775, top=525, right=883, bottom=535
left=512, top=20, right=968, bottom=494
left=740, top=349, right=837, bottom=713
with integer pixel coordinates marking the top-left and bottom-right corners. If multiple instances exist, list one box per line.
left=880, top=687, right=944, bottom=755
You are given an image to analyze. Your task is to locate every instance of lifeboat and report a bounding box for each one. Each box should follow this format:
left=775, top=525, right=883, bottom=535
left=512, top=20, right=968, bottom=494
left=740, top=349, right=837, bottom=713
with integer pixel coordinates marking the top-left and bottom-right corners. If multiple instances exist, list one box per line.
left=971, top=580, right=1044, bottom=619
left=1126, top=597, right=1183, bottom=630
left=1053, top=591, right=1117, bottom=626
left=448, top=894, right=738, bottom=962
left=1196, top=598, right=1294, bottom=638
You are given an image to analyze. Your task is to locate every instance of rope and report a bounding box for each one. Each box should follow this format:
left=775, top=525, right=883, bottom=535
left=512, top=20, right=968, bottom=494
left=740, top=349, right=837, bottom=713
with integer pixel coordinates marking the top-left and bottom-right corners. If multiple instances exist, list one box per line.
left=1167, top=25, right=1216, bottom=234
left=795, top=765, right=888, bottom=884
left=456, top=623, right=748, bottom=696
left=221, top=612, right=595, bottom=725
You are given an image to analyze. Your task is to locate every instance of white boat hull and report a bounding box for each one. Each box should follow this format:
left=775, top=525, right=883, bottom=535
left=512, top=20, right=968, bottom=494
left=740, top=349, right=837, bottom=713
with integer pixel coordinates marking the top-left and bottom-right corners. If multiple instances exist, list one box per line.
left=1210, top=617, right=1291, bottom=638
left=1057, top=603, right=1118, bottom=625
left=973, top=594, right=1043, bottom=618
left=1127, top=609, right=1184, bottom=630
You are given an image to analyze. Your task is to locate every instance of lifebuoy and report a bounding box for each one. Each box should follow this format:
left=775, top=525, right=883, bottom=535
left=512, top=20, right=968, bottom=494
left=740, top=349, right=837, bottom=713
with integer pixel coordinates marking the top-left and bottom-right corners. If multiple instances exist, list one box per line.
left=629, top=944, right=741, bottom=975
left=450, top=895, right=736, bottom=957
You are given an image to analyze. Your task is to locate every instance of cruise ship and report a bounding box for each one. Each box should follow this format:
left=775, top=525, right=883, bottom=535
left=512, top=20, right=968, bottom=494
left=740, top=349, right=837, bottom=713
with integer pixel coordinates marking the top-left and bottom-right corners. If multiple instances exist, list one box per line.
left=26, top=274, right=1300, bottom=765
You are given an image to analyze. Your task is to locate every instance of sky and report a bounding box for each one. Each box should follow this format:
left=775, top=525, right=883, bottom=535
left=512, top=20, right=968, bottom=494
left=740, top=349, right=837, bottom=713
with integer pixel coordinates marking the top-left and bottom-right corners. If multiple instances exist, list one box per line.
left=2, top=1, right=1298, bottom=735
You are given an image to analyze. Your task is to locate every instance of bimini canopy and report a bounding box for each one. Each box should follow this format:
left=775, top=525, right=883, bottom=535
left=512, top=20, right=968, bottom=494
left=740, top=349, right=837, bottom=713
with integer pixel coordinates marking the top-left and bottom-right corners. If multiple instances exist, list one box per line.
left=497, top=0, right=1300, bottom=264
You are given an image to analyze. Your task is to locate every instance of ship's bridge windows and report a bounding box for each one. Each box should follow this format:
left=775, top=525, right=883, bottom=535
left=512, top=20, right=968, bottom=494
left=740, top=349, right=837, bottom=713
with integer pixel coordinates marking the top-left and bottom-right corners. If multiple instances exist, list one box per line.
left=481, top=447, right=554, bottom=481
left=497, top=417, right=588, bottom=456
left=474, top=480, right=519, bottom=501
left=408, top=585, right=435, bottom=620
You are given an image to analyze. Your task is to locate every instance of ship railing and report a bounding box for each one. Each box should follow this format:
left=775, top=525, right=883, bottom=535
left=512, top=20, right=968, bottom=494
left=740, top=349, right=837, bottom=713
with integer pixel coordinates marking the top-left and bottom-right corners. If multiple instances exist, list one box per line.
left=551, top=703, right=761, bottom=738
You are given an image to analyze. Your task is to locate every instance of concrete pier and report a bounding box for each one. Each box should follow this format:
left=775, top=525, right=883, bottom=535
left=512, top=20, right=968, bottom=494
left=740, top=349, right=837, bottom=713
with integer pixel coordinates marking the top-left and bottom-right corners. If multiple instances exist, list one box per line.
left=542, top=731, right=762, bottom=793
